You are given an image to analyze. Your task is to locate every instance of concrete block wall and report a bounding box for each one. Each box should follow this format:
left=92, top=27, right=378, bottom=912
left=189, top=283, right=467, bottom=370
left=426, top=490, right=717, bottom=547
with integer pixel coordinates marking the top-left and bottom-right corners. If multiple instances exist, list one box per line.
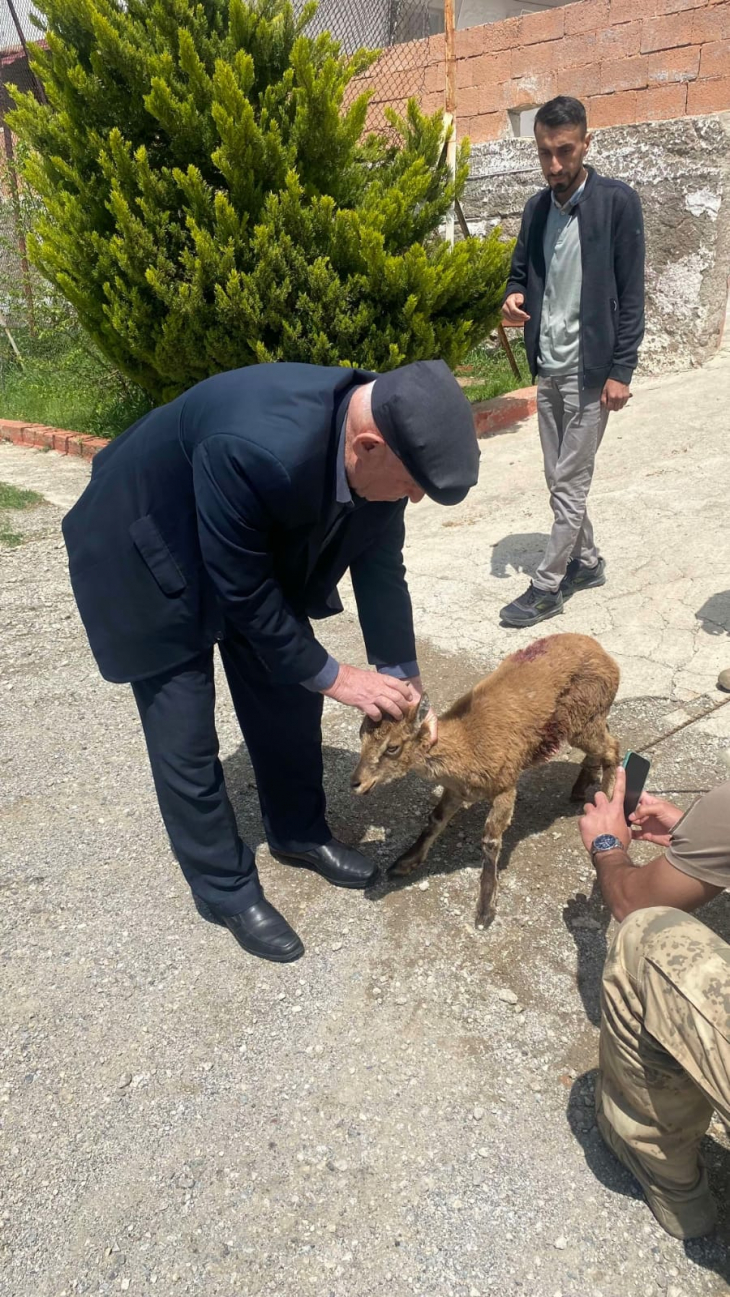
left=357, top=0, right=730, bottom=139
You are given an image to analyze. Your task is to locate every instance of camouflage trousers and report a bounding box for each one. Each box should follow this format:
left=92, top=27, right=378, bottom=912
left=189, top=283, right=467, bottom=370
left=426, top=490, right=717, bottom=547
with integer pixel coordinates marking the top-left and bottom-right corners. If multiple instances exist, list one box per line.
left=598, top=906, right=730, bottom=1221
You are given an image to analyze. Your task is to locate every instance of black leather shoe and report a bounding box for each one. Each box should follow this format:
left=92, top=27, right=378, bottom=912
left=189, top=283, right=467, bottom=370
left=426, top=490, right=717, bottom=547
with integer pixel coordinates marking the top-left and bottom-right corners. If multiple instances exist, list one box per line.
left=271, top=838, right=378, bottom=889
left=195, top=895, right=304, bottom=962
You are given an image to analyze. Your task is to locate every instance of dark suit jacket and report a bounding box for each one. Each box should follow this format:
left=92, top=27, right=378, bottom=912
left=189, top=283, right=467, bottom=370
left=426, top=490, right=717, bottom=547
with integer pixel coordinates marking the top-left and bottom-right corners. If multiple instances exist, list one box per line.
left=62, top=363, right=417, bottom=684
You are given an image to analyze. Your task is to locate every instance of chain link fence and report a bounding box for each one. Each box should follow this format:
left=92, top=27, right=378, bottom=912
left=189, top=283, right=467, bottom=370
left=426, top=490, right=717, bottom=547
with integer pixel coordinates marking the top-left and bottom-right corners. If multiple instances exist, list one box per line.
left=301, top=0, right=442, bottom=135
left=298, top=0, right=440, bottom=129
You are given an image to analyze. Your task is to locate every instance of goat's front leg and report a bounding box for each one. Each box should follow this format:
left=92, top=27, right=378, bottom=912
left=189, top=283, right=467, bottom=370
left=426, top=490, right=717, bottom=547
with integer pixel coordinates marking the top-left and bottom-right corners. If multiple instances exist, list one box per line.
left=390, top=788, right=465, bottom=878
left=476, top=787, right=517, bottom=930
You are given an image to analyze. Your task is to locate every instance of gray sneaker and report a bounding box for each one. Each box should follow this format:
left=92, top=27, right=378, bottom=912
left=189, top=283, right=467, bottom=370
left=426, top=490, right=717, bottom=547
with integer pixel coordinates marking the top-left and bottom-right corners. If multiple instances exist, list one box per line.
left=499, top=583, right=564, bottom=628
left=561, top=556, right=606, bottom=599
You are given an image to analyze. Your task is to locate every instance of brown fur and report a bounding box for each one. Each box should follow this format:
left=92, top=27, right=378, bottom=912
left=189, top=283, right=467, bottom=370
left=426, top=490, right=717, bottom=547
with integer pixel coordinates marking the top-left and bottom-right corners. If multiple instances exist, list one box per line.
left=351, top=633, right=620, bottom=929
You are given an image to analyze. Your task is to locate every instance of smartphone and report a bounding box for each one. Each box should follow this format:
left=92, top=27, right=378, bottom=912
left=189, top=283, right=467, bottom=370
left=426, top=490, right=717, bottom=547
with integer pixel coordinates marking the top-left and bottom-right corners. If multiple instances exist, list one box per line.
left=622, top=751, right=651, bottom=820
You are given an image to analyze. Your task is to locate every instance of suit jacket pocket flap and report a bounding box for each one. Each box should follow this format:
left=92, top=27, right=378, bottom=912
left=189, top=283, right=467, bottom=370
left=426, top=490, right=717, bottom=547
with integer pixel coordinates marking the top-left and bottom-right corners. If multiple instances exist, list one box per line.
left=130, top=515, right=187, bottom=596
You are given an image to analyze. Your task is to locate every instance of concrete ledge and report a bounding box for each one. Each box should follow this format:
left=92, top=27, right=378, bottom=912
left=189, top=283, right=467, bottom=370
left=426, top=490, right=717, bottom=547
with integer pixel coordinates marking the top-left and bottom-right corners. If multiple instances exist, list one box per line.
left=0, top=387, right=539, bottom=463
left=472, top=386, right=537, bottom=438
left=0, top=418, right=108, bottom=460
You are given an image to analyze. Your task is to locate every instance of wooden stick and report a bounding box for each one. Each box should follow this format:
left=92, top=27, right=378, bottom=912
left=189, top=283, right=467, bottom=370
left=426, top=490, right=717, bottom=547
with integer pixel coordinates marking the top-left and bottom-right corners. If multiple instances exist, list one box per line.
left=444, top=0, right=456, bottom=248
left=453, top=196, right=523, bottom=382
left=638, top=695, right=730, bottom=756
left=497, top=323, right=522, bottom=381
left=3, top=125, right=36, bottom=336
left=0, top=309, right=25, bottom=367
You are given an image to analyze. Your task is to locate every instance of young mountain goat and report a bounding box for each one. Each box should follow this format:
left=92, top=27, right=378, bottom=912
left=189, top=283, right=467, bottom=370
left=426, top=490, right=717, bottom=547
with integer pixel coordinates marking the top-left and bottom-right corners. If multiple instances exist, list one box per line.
left=351, top=633, right=619, bottom=929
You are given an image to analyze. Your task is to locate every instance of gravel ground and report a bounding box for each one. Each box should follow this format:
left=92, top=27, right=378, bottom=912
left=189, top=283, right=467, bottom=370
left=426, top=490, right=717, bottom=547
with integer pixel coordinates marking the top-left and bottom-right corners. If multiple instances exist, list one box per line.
left=2, top=432, right=730, bottom=1297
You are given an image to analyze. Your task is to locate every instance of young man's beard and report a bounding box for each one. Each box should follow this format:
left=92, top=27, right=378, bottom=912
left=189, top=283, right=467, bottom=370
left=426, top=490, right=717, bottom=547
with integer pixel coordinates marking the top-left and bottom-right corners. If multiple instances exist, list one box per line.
left=552, top=167, right=580, bottom=192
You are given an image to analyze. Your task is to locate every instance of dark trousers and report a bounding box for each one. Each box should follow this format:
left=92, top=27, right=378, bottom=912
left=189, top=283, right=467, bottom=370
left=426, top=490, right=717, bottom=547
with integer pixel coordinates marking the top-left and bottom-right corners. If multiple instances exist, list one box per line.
left=132, top=633, right=329, bottom=916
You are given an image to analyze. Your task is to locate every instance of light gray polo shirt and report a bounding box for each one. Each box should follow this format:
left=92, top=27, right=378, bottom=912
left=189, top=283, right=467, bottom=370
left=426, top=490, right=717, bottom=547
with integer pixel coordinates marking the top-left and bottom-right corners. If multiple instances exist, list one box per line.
left=538, top=179, right=586, bottom=377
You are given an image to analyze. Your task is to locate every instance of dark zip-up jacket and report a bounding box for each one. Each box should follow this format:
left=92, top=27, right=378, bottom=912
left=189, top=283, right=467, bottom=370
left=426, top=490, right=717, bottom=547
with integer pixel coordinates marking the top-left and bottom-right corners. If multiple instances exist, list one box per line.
left=504, top=165, right=645, bottom=389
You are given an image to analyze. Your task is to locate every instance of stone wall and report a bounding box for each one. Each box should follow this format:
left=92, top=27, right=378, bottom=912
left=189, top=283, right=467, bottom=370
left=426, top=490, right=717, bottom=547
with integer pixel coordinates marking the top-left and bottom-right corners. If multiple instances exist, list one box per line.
left=358, top=0, right=730, bottom=139
left=461, top=112, right=730, bottom=373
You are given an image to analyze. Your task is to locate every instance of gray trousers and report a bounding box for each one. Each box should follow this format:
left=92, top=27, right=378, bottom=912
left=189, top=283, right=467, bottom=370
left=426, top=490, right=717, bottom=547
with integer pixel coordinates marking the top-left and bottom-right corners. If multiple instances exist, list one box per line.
left=534, top=374, right=609, bottom=593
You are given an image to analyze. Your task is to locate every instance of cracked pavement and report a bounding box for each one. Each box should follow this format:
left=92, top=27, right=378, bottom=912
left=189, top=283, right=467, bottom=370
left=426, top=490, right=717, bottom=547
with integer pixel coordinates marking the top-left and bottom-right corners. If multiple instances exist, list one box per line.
left=1, top=354, right=729, bottom=1297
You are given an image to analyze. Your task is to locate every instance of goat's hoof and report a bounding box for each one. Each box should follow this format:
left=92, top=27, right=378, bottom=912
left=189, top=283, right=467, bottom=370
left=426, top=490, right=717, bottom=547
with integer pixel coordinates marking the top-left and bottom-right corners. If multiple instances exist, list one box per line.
left=474, top=908, right=495, bottom=932
left=389, top=855, right=422, bottom=878
left=570, top=777, right=597, bottom=802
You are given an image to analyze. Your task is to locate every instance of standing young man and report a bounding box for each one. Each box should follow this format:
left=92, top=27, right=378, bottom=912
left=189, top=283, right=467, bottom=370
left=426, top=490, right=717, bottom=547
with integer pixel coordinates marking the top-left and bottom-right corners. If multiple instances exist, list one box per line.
left=500, top=95, right=645, bottom=628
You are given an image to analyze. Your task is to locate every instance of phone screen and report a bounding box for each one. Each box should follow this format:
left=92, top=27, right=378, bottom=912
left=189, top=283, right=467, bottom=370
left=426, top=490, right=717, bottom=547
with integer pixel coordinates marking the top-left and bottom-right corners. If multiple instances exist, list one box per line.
left=622, top=751, right=651, bottom=820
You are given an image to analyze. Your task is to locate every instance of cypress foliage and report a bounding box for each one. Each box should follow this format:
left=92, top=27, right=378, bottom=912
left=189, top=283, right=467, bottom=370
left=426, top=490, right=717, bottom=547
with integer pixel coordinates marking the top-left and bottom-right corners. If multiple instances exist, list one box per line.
left=11, top=0, right=513, bottom=402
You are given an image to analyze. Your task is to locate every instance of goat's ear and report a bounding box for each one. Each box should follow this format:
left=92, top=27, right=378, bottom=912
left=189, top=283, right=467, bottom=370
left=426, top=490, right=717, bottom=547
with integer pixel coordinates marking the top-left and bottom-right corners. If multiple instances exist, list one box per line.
left=415, top=692, right=431, bottom=726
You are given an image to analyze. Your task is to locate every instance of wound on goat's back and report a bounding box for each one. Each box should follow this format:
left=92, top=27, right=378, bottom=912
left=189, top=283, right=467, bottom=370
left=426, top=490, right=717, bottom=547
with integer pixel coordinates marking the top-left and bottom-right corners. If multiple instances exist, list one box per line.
left=511, top=638, right=550, bottom=665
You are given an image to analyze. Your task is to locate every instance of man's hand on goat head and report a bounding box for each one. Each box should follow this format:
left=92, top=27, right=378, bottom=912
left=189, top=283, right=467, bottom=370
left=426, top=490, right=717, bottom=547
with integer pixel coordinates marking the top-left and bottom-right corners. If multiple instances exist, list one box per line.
left=406, top=676, right=438, bottom=747
left=322, top=663, right=415, bottom=723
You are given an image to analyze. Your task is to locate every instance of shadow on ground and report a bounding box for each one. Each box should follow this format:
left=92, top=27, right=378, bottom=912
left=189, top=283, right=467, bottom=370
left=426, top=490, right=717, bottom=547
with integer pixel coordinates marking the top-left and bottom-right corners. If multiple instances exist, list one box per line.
left=696, top=590, right=730, bottom=637
left=363, top=756, right=584, bottom=899
left=490, top=530, right=549, bottom=580
left=568, top=1070, right=730, bottom=1286
left=562, top=883, right=611, bottom=1027
left=222, top=735, right=584, bottom=874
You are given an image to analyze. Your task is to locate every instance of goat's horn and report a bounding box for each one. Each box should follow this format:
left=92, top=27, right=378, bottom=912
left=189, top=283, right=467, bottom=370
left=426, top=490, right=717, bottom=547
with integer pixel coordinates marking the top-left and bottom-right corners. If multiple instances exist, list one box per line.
left=416, top=693, right=431, bottom=724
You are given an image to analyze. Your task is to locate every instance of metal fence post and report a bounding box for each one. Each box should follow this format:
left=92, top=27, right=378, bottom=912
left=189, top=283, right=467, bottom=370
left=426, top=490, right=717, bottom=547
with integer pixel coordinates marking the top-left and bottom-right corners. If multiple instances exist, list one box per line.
left=444, top=0, right=456, bottom=248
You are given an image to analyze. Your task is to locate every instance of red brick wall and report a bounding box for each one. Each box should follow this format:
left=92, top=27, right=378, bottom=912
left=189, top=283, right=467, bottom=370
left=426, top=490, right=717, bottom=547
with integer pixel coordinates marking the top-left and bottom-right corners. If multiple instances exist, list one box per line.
left=358, top=0, right=730, bottom=142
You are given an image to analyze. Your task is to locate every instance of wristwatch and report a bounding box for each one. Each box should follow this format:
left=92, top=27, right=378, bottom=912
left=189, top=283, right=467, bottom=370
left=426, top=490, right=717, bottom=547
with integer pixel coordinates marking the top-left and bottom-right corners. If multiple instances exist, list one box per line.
left=591, top=833, right=626, bottom=861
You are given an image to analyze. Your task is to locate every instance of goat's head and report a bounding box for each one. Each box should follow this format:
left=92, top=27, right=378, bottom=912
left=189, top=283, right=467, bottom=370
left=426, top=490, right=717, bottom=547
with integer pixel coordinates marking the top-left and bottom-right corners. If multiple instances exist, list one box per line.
left=351, top=694, right=433, bottom=795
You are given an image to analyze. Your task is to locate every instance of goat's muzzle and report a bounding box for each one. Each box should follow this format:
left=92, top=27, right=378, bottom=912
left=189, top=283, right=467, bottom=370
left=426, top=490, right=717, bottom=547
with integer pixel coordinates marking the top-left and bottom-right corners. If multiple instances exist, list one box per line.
left=350, top=770, right=376, bottom=796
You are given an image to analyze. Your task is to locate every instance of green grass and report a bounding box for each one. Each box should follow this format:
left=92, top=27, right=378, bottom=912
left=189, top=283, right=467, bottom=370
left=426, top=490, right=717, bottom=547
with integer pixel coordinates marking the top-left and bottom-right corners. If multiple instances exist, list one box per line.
left=0, top=331, right=152, bottom=439
left=0, top=523, right=23, bottom=547
left=0, top=481, right=43, bottom=509
left=0, top=325, right=527, bottom=439
left=459, top=336, right=530, bottom=403
left=0, top=479, right=44, bottom=547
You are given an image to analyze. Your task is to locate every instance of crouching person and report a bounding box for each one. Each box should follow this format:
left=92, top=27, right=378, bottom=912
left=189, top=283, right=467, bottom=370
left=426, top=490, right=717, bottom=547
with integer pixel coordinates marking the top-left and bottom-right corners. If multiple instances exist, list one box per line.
left=579, top=769, right=730, bottom=1239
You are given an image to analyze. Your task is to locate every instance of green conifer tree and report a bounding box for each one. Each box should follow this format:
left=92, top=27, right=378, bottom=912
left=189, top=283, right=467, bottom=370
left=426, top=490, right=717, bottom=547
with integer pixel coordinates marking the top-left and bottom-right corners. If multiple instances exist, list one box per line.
left=11, top=0, right=513, bottom=402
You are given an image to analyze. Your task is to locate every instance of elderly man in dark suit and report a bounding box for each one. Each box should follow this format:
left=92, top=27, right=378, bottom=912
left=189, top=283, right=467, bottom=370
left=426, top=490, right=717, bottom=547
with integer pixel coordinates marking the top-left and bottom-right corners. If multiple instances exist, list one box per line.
left=63, top=359, right=479, bottom=963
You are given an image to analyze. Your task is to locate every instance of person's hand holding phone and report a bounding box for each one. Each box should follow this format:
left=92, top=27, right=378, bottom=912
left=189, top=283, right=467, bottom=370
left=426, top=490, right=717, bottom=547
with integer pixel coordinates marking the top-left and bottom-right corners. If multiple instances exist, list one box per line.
left=579, top=765, right=632, bottom=854
left=630, top=793, right=684, bottom=848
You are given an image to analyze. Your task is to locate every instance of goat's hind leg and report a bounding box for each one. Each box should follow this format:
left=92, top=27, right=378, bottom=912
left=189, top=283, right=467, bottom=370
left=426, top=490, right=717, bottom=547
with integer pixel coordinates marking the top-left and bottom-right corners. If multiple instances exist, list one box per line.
left=476, top=787, right=517, bottom=930
left=390, top=788, right=465, bottom=878
left=570, top=716, right=619, bottom=802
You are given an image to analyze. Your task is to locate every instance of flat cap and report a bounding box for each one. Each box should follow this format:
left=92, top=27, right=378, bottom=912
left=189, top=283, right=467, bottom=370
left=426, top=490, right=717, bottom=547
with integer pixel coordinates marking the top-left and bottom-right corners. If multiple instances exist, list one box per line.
left=371, top=359, right=480, bottom=505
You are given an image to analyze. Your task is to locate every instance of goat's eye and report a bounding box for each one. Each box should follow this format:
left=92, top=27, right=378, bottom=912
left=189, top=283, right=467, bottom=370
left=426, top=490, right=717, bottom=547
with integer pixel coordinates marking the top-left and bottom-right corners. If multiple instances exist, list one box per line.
left=385, top=744, right=402, bottom=757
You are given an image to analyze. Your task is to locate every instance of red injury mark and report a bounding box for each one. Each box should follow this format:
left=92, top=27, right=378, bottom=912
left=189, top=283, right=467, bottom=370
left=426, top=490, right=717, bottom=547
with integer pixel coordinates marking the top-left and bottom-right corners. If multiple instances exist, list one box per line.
left=511, top=637, right=549, bottom=665
left=532, top=715, right=566, bottom=764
